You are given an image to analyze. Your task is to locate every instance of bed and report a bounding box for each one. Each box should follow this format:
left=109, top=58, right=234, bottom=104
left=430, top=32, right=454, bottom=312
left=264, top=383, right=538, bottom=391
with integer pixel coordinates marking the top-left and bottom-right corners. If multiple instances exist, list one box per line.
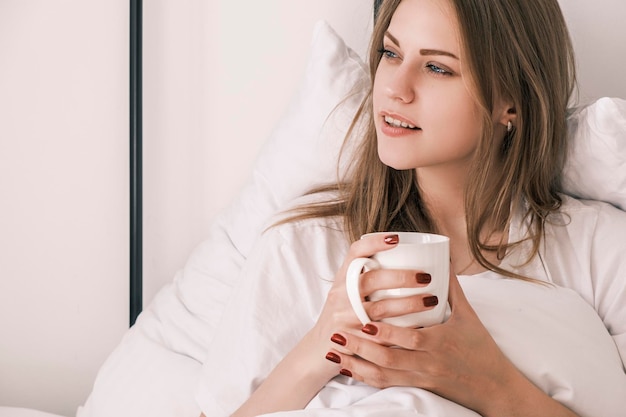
left=2, top=0, right=625, bottom=416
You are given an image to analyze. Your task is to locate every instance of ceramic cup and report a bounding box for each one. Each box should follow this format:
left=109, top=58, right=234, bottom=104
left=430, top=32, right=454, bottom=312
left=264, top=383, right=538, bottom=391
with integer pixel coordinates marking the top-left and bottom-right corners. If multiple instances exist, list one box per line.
left=345, top=232, right=450, bottom=328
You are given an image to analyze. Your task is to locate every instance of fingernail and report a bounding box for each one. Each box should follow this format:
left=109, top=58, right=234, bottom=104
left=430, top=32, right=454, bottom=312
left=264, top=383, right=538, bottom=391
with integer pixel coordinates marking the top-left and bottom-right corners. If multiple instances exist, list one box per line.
left=384, top=234, right=399, bottom=244
left=416, top=273, right=431, bottom=284
left=423, top=295, right=439, bottom=307
left=325, top=352, right=341, bottom=364
left=340, top=368, right=353, bottom=377
left=331, top=333, right=347, bottom=346
left=361, top=323, right=379, bottom=335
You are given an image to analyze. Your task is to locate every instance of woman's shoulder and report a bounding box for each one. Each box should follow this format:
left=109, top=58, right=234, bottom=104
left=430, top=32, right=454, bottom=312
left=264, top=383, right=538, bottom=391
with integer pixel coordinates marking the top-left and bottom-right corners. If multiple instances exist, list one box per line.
left=544, top=194, right=626, bottom=265
left=555, top=194, right=626, bottom=230
left=559, top=193, right=625, bottom=212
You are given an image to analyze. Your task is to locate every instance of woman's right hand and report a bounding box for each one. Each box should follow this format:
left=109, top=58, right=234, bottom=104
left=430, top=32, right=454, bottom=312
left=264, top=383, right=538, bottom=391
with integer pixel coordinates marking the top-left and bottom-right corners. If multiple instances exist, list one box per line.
left=311, top=233, right=439, bottom=376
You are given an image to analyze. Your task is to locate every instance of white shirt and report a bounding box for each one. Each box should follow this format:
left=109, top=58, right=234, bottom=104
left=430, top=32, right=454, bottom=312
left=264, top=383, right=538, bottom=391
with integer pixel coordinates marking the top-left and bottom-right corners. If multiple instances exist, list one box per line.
left=195, top=195, right=626, bottom=417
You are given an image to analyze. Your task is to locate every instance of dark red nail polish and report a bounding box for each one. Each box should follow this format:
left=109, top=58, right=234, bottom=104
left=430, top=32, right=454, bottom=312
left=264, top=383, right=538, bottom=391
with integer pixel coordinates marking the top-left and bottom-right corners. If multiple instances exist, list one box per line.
left=361, top=323, right=379, bottom=335
left=416, top=273, right=431, bottom=284
left=340, top=368, right=353, bottom=377
left=423, top=295, right=439, bottom=307
left=384, top=234, right=399, bottom=244
left=325, top=352, right=341, bottom=364
left=331, top=333, right=347, bottom=346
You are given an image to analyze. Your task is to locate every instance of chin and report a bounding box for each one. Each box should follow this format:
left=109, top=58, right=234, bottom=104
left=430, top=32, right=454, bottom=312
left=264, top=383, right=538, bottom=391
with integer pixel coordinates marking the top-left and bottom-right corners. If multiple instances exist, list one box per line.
left=378, top=155, right=417, bottom=171
left=376, top=136, right=421, bottom=171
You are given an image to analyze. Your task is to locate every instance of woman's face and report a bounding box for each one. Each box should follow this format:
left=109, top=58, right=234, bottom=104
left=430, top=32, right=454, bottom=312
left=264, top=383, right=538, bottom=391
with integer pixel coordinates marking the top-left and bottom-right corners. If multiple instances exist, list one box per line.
left=372, top=0, right=483, bottom=172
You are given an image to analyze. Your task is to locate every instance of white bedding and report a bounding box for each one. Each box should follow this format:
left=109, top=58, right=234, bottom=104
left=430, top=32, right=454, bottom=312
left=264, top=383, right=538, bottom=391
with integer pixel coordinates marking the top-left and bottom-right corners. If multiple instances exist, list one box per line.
left=78, top=20, right=626, bottom=417
left=195, top=201, right=626, bottom=417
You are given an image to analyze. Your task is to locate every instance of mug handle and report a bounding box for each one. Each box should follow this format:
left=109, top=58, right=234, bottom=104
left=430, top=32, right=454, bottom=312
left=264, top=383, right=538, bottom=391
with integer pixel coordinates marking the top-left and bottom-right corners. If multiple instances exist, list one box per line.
left=345, top=257, right=379, bottom=326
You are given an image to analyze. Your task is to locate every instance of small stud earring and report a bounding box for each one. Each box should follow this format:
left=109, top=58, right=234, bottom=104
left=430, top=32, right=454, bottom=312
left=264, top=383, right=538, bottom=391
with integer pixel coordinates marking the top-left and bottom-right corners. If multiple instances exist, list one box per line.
left=507, top=121, right=513, bottom=132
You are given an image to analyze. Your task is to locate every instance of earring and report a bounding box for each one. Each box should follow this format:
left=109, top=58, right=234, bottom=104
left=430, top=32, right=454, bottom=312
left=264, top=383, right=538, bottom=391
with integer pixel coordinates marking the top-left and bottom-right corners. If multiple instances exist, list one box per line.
left=507, top=121, right=513, bottom=132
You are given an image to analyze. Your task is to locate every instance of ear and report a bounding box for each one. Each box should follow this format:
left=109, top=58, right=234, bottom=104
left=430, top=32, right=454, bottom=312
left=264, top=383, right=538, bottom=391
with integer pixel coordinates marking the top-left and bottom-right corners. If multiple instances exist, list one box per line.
left=495, top=100, right=517, bottom=131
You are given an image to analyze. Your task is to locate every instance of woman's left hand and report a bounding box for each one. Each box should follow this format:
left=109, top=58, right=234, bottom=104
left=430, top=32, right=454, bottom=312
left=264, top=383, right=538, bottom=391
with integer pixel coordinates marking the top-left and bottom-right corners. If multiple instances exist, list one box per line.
left=327, top=272, right=541, bottom=417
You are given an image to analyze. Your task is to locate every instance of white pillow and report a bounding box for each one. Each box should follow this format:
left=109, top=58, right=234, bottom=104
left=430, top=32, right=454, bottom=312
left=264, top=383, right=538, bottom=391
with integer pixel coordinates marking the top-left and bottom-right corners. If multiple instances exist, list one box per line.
left=563, top=97, right=626, bottom=210
left=218, top=20, right=368, bottom=258
left=175, top=19, right=369, bottom=339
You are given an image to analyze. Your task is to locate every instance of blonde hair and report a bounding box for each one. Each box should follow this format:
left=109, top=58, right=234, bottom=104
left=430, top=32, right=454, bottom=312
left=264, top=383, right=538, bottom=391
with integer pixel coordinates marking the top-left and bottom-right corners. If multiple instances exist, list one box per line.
left=282, top=0, right=576, bottom=278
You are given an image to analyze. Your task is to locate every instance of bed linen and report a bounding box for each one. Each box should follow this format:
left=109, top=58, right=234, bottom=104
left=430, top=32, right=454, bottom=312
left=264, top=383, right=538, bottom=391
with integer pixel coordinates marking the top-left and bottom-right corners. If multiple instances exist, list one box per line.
left=79, top=20, right=626, bottom=417
left=195, top=195, right=626, bottom=417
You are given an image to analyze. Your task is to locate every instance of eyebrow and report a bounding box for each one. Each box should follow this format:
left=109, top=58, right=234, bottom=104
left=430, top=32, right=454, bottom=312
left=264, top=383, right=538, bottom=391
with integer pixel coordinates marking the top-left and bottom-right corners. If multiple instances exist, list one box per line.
left=384, top=31, right=459, bottom=60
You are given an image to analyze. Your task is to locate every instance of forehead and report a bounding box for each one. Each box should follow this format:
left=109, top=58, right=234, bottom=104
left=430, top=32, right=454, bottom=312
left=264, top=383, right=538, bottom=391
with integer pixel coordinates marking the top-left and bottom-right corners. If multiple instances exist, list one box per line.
left=387, top=0, right=461, bottom=55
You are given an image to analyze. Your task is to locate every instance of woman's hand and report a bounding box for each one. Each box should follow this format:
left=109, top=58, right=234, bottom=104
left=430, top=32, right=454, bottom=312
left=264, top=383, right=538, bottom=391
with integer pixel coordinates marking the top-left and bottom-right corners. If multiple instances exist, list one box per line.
left=326, top=272, right=580, bottom=417
left=313, top=233, right=440, bottom=372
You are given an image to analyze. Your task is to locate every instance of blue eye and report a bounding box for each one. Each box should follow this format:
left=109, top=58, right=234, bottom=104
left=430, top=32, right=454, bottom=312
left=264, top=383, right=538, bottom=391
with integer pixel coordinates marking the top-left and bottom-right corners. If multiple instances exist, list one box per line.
left=426, top=63, right=452, bottom=76
left=378, top=48, right=398, bottom=60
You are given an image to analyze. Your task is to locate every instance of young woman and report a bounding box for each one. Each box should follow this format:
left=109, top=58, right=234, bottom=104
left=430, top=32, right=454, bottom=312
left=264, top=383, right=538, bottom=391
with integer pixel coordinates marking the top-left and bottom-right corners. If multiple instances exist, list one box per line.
left=198, top=0, right=626, bottom=416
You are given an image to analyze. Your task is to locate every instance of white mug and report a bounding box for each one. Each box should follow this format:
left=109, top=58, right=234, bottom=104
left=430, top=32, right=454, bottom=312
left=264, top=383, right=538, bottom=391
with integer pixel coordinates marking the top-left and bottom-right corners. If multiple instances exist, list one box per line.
left=345, top=232, right=450, bottom=328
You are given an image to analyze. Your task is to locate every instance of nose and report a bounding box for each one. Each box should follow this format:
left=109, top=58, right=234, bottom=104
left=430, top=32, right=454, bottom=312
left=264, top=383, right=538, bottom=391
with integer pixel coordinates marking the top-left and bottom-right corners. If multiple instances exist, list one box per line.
left=385, top=64, right=415, bottom=103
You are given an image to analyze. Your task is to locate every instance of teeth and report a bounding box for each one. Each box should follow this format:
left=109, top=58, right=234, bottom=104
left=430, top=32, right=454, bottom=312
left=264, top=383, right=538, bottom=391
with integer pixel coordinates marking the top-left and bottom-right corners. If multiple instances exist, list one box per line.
left=384, top=115, right=417, bottom=129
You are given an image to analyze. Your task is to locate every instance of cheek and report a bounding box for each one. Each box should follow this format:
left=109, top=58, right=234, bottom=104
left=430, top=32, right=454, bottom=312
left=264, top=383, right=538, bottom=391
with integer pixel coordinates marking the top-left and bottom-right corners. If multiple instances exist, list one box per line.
left=372, top=62, right=395, bottom=111
left=437, top=95, right=483, bottom=145
left=453, top=105, right=483, bottom=138
left=372, top=75, right=384, bottom=113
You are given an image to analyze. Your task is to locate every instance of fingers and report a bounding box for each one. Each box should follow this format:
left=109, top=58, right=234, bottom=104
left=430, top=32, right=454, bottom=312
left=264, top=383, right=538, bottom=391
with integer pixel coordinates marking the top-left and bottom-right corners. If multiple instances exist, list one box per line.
left=361, top=321, right=432, bottom=351
left=347, top=232, right=400, bottom=260
left=336, top=233, right=401, bottom=286
left=328, top=349, right=418, bottom=389
left=341, top=233, right=429, bottom=290
left=360, top=268, right=432, bottom=295
left=365, top=293, right=439, bottom=321
left=324, top=329, right=427, bottom=388
left=344, top=233, right=432, bottom=297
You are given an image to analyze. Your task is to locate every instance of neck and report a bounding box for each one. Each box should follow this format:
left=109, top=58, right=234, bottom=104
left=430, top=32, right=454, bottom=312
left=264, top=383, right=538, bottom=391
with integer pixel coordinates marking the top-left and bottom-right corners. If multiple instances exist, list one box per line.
left=415, top=162, right=508, bottom=276
left=416, top=164, right=467, bottom=236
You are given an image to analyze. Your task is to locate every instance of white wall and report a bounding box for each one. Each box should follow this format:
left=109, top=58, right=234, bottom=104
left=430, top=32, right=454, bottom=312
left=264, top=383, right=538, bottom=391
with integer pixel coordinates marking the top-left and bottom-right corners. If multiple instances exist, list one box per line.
left=558, top=0, right=626, bottom=103
left=1, top=0, right=624, bottom=416
left=0, top=1, right=128, bottom=416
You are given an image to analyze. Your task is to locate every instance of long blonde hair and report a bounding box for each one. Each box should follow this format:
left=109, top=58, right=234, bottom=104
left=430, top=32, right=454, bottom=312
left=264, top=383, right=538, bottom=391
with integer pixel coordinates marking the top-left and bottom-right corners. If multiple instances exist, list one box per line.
left=282, top=0, right=576, bottom=277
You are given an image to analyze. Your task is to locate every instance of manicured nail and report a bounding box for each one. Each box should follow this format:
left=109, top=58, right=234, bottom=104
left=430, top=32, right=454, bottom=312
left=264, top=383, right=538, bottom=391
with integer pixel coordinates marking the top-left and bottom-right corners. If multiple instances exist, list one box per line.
left=423, top=295, right=439, bottom=307
left=325, top=352, right=341, bottom=364
left=361, top=323, right=379, bottom=335
left=416, top=273, right=431, bottom=284
left=340, top=368, right=353, bottom=377
left=331, top=333, right=347, bottom=346
left=384, top=234, right=399, bottom=244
